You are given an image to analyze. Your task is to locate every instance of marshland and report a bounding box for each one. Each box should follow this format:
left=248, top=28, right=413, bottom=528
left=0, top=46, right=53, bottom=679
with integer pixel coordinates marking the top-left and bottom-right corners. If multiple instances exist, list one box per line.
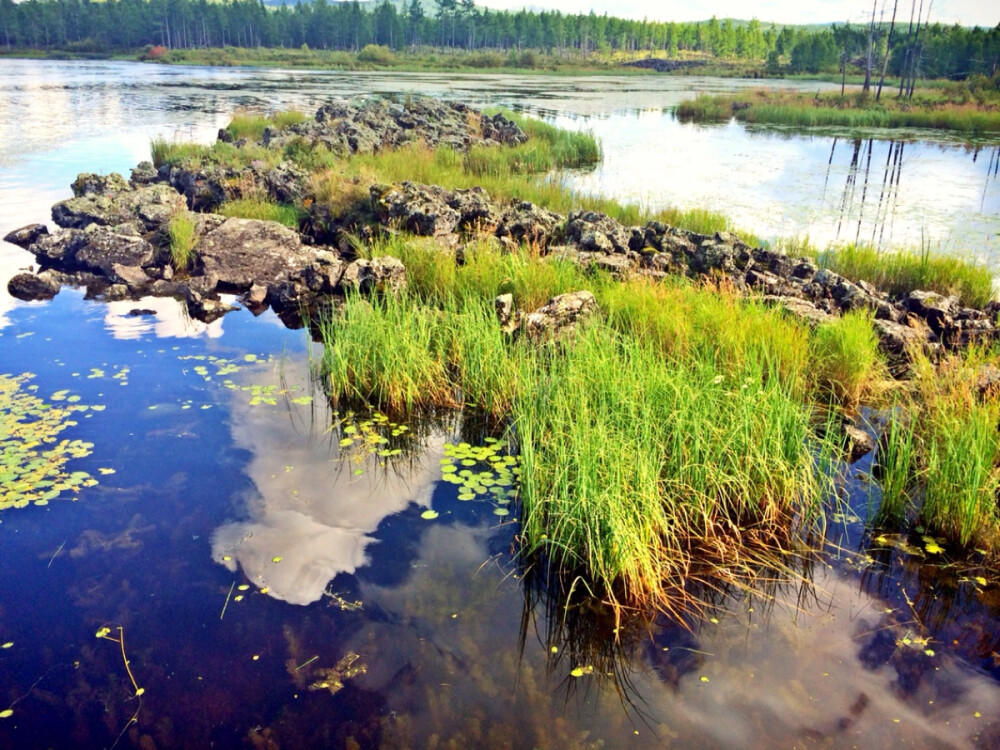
left=2, top=59, right=1000, bottom=748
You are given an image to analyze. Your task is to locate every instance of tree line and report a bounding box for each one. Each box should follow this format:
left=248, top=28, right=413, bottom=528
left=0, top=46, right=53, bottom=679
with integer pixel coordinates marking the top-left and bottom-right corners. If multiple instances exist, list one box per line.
left=1, top=0, right=997, bottom=82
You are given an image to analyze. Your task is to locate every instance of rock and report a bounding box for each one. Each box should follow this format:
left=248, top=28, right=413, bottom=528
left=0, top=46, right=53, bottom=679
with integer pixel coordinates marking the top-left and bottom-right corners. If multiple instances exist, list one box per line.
left=565, top=211, right=631, bottom=254
left=130, top=161, right=159, bottom=187
left=195, top=218, right=317, bottom=291
left=7, top=272, right=60, bottom=301
left=110, top=263, right=152, bottom=291
left=26, top=229, right=87, bottom=266
left=522, top=291, right=599, bottom=342
left=3, top=223, right=48, bottom=248
left=691, top=241, right=737, bottom=275
left=763, top=296, right=837, bottom=327
left=52, top=178, right=186, bottom=233
left=975, top=364, right=1000, bottom=400
left=904, top=290, right=956, bottom=335
left=843, top=423, right=877, bottom=464
left=370, top=182, right=461, bottom=236
left=186, top=289, right=239, bottom=322
left=588, top=253, right=635, bottom=278
left=74, top=226, right=157, bottom=276
left=299, top=257, right=346, bottom=294
left=71, top=172, right=129, bottom=198
left=872, top=318, right=935, bottom=359
left=495, top=201, right=562, bottom=248
left=494, top=293, right=516, bottom=333
left=244, top=283, right=269, bottom=307
left=339, top=256, right=407, bottom=295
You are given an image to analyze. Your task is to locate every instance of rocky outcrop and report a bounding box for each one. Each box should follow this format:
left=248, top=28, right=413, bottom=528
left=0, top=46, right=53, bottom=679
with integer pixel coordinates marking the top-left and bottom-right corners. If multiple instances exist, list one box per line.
left=257, top=98, right=527, bottom=157
left=52, top=176, right=186, bottom=234
left=194, top=217, right=316, bottom=292
left=365, top=180, right=994, bottom=362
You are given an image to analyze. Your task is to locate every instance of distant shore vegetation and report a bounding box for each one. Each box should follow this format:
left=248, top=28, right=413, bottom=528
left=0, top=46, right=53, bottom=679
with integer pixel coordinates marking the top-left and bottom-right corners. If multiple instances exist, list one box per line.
left=1, top=0, right=998, bottom=85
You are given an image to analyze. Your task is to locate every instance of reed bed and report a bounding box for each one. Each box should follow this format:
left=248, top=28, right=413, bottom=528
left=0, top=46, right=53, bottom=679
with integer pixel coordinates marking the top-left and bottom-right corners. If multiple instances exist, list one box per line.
left=677, top=91, right=1000, bottom=135
left=873, top=350, right=1000, bottom=549
left=813, top=243, right=994, bottom=310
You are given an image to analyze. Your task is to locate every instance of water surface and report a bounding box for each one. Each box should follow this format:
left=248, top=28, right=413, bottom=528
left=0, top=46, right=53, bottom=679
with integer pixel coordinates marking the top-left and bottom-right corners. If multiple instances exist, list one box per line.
left=1, top=59, right=999, bottom=748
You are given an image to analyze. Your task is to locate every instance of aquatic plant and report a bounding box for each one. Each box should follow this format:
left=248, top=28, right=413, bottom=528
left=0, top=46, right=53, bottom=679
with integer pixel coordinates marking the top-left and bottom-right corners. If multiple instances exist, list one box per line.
left=225, top=109, right=307, bottom=142
left=677, top=90, right=1000, bottom=135
left=0, top=373, right=100, bottom=511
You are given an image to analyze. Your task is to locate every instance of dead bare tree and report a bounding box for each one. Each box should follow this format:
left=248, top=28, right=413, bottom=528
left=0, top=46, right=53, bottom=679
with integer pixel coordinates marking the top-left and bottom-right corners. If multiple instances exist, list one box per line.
left=863, top=0, right=879, bottom=92
left=876, top=0, right=899, bottom=101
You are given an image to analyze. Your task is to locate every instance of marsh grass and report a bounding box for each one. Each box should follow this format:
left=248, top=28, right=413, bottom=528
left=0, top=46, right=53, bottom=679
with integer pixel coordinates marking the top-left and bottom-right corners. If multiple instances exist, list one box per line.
left=810, top=310, right=886, bottom=408
left=813, top=243, right=994, bottom=309
left=167, top=210, right=197, bottom=271
left=226, top=109, right=308, bottom=141
left=217, top=198, right=302, bottom=228
left=871, top=349, right=1000, bottom=549
left=315, top=258, right=837, bottom=608
left=677, top=90, right=1000, bottom=135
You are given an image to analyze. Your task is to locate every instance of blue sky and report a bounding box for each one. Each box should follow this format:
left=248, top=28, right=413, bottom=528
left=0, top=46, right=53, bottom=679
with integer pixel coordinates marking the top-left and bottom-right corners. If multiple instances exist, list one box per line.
left=480, top=1, right=999, bottom=28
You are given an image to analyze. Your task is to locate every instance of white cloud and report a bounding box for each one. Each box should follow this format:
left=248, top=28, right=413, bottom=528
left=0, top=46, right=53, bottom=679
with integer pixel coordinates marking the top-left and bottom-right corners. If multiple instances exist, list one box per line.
left=481, top=1, right=998, bottom=28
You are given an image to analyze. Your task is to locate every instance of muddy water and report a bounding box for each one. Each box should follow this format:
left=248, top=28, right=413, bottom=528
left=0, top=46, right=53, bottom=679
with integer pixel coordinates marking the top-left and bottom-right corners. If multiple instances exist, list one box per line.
left=1, top=59, right=999, bottom=748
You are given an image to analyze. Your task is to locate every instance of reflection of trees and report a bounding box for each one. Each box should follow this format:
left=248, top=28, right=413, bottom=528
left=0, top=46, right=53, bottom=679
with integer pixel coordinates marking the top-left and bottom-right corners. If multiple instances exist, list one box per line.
left=830, top=137, right=907, bottom=248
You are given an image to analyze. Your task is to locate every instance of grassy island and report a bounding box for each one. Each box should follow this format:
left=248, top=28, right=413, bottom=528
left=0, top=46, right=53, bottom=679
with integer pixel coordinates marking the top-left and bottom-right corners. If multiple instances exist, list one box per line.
left=150, top=103, right=1000, bottom=615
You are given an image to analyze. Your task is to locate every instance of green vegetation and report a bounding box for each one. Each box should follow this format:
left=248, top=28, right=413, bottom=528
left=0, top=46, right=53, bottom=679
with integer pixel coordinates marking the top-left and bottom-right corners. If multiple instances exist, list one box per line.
left=218, top=198, right=301, bottom=228
left=167, top=210, right=197, bottom=271
left=810, top=242, right=994, bottom=310
left=809, top=310, right=885, bottom=409
left=0, top=374, right=100, bottom=511
left=149, top=103, right=1000, bottom=610
left=225, top=109, right=307, bottom=142
left=875, top=350, right=1000, bottom=551
left=677, top=89, right=1000, bottom=136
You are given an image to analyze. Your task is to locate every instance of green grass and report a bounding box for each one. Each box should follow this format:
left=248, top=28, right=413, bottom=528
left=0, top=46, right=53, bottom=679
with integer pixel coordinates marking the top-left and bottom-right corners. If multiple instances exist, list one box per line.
left=217, top=198, right=302, bottom=228
left=225, top=109, right=308, bottom=142
left=872, top=349, right=1000, bottom=550
left=167, top=210, right=197, bottom=271
left=315, top=240, right=843, bottom=610
left=813, top=243, right=994, bottom=310
left=677, top=90, right=1000, bottom=136
left=809, top=310, right=885, bottom=408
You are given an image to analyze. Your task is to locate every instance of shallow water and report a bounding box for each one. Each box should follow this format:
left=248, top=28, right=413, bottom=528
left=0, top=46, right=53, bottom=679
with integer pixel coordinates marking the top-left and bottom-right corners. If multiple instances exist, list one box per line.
left=1, top=59, right=1000, bottom=748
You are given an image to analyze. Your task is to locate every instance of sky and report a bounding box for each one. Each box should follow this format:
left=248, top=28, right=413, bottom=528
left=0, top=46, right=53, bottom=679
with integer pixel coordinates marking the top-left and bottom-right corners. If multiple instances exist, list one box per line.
left=480, top=1, right=1000, bottom=28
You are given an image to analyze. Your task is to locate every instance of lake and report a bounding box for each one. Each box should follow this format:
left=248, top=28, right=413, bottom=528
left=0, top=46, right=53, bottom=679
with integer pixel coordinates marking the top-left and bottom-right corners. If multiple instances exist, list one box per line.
left=1, top=59, right=999, bottom=749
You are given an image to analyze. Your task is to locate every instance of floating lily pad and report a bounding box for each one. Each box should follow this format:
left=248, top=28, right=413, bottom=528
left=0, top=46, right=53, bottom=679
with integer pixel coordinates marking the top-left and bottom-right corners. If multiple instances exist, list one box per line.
left=420, top=510, right=440, bottom=520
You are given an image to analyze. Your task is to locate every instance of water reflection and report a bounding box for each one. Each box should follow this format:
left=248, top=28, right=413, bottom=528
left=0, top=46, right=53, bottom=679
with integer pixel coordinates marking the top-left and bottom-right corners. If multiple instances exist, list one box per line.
left=103, top=295, right=225, bottom=339
left=210, top=361, right=438, bottom=605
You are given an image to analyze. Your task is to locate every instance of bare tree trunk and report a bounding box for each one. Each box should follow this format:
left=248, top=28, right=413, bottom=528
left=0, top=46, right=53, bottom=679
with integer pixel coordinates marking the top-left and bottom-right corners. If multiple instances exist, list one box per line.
left=876, top=0, right=899, bottom=101
left=907, top=0, right=932, bottom=98
left=863, top=0, right=878, bottom=92
left=898, top=0, right=916, bottom=97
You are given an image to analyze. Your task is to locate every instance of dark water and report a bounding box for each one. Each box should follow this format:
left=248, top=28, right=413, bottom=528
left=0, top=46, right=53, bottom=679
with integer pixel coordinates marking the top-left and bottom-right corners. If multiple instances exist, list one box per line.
left=1, top=59, right=1000, bottom=748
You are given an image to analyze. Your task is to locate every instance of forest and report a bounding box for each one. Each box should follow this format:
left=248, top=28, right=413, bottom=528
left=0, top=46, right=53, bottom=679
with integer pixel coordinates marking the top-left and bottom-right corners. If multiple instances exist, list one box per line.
left=0, top=0, right=998, bottom=81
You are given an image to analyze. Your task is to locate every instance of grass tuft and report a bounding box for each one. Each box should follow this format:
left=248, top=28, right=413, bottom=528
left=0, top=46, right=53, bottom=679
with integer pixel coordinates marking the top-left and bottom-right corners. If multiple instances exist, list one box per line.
left=167, top=210, right=197, bottom=271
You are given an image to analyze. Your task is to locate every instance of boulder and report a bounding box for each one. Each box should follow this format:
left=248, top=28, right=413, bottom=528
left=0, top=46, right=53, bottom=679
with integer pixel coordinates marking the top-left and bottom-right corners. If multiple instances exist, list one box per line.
left=339, top=256, right=407, bottom=295
left=565, top=210, right=631, bottom=254
left=3, top=223, right=48, bottom=248
left=195, top=218, right=317, bottom=291
left=370, top=182, right=461, bottom=236
left=495, top=201, right=561, bottom=248
left=763, top=296, right=837, bottom=327
left=522, top=291, right=599, bottom=342
left=74, top=226, right=157, bottom=276
left=872, top=318, right=935, bottom=359
left=494, top=293, right=516, bottom=333
left=52, top=178, right=186, bottom=233
left=7, top=272, right=61, bottom=301
left=904, top=290, right=956, bottom=335
left=843, top=423, right=877, bottom=464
